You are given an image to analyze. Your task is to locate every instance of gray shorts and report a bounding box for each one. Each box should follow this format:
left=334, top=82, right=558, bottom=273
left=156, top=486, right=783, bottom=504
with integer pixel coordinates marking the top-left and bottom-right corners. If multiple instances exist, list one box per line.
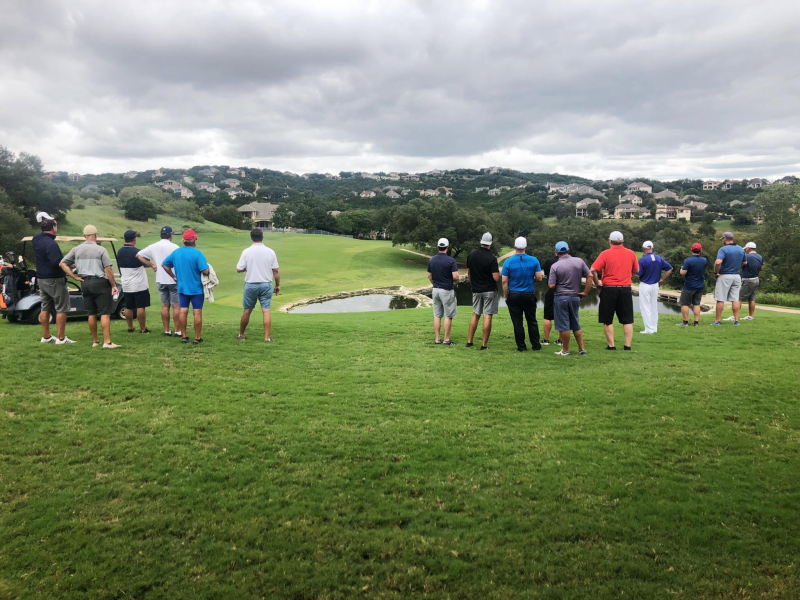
left=714, top=274, right=741, bottom=302
left=472, top=291, right=498, bottom=315
left=157, top=283, right=180, bottom=306
left=739, top=278, right=760, bottom=302
left=554, top=295, right=581, bottom=332
left=680, top=288, right=703, bottom=306
left=39, top=278, right=70, bottom=314
left=432, top=288, right=457, bottom=319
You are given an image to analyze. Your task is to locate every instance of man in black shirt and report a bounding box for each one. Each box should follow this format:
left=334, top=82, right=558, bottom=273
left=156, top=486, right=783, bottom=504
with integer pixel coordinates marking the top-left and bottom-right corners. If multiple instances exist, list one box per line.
left=31, top=213, right=75, bottom=344
left=541, top=251, right=560, bottom=346
left=466, top=232, right=500, bottom=349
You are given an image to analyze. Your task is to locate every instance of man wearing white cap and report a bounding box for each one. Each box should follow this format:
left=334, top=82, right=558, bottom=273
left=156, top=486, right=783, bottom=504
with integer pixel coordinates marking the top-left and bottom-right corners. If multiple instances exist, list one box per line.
left=466, top=232, right=500, bottom=349
left=635, top=241, right=673, bottom=334
left=738, top=241, right=763, bottom=320
left=590, top=231, right=639, bottom=350
left=427, top=238, right=459, bottom=345
left=31, top=212, right=75, bottom=344
left=501, top=236, right=544, bottom=352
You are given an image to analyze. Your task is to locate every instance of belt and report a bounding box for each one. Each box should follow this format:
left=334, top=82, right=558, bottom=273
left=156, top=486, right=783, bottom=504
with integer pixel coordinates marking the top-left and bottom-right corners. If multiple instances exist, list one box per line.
left=742, top=277, right=759, bottom=281
left=80, top=276, right=104, bottom=280
left=603, top=285, right=631, bottom=288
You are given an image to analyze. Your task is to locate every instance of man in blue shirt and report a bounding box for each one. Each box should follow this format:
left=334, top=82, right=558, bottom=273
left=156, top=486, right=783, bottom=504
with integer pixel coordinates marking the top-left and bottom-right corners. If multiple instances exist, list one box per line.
left=427, top=238, right=460, bottom=345
left=712, top=232, right=746, bottom=325
left=739, top=241, right=764, bottom=321
left=501, top=236, right=543, bottom=351
left=635, top=241, right=672, bottom=334
left=678, top=243, right=707, bottom=327
left=161, top=230, right=210, bottom=345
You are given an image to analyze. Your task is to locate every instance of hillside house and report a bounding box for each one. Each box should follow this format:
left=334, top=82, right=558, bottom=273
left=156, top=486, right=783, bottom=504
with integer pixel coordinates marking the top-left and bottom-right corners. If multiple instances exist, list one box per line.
left=228, top=168, right=246, bottom=177
left=575, top=198, right=600, bottom=217
left=196, top=182, right=220, bottom=194
left=721, top=180, right=741, bottom=190
left=183, top=176, right=193, bottom=184
left=615, top=204, right=649, bottom=219
left=546, top=182, right=568, bottom=193
left=607, top=178, right=626, bottom=185
left=729, top=200, right=745, bottom=207
left=427, top=169, right=445, bottom=176
left=81, top=184, right=99, bottom=193
left=68, top=173, right=81, bottom=181
left=359, top=190, right=376, bottom=198
left=487, top=188, right=501, bottom=196
left=151, top=169, right=165, bottom=179
left=655, top=205, right=691, bottom=220
left=226, top=188, right=253, bottom=200
left=747, top=178, right=768, bottom=188
left=703, top=180, right=721, bottom=190
left=619, top=193, right=643, bottom=206
left=687, top=200, right=708, bottom=211
left=237, top=202, right=279, bottom=227
left=198, top=168, right=217, bottom=177
left=174, top=187, right=195, bottom=199
left=774, top=175, right=798, bottom=185
left=123, top=171, right=138, bottom=179
left=653, top=189, right=679, bottom=200
left=220, top=178, right=241, bottom=188
left=386, top=191, right=401, bottom=199
left=400, top=174, right=420, bottom=182
left=627, top=182, right=652, bottom=194
left=475, top=187, right=489, bottom=193
left=158, top=180, right=181, bottom=189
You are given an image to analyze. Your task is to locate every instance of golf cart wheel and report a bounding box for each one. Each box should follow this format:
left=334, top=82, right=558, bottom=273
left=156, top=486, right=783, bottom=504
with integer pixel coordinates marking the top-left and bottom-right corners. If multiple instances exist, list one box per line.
left=27, top=308, right=41, bottom=325
left=114, top=301, right=125, bottom=320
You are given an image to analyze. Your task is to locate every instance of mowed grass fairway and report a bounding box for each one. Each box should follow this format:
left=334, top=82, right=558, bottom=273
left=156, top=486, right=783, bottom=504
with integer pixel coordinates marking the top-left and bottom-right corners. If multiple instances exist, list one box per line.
left=1, top=233, right=799, bottom=599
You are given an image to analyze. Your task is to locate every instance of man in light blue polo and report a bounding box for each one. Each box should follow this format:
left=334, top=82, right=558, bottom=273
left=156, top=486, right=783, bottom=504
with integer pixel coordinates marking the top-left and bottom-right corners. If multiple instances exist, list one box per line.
left=548, top=241, right=592, bottom=356
left=712, top=231, right=745, bottom=326
left=236, top=228, right=280, bottom=342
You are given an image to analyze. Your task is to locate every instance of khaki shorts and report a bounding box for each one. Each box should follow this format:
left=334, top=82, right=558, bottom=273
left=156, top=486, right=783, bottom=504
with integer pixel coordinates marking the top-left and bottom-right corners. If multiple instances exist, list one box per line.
left=472, top=291, right=498, bottom=315
left=432, top=288, right=457, bottom=319
left=714, top=274, right=741, bottom=302
left=39, top=278, right=70, bottom=314
left=739, top=278, right=760, bottom=302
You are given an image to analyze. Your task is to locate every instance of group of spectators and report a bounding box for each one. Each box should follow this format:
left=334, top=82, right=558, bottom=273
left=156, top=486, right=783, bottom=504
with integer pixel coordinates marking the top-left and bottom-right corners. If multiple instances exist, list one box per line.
left=31, top=215, right=280, bottom=347
left=427, top=230, right=764, bottom=356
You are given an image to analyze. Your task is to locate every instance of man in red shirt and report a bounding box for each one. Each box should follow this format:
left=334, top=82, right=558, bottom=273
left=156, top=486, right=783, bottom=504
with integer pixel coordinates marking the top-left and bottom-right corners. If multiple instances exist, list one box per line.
left=590, top=231, right=639, bottom=351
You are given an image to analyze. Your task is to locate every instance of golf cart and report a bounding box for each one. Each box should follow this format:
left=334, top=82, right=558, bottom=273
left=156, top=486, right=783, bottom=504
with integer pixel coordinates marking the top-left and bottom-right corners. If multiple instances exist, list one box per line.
left=1, top=236, right=126, bottom=324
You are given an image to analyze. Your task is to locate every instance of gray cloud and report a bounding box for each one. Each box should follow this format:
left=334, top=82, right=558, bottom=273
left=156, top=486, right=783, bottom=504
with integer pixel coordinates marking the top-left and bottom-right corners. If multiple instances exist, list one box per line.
left=1, top=0, right=799, bottom=179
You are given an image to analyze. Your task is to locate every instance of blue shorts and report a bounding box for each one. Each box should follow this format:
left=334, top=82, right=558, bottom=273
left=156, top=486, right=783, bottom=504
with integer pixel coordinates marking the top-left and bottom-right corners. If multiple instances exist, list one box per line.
left=554, top=295, right=581, bottom=332
left=179, top=293, right=205, bottom=310
left=243, top=281, right=274, bottom=310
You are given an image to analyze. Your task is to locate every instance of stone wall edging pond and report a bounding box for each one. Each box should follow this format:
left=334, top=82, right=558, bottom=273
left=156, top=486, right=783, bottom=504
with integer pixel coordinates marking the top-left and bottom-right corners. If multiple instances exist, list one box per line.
left=282, top=286, right=433, bottom=313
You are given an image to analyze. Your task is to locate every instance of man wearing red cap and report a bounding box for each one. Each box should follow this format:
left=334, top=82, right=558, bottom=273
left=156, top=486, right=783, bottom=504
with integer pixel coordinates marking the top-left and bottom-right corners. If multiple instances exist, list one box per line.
left=161, top=230, right=210, bottom=345
left=678, top=243, right=708, bottom=327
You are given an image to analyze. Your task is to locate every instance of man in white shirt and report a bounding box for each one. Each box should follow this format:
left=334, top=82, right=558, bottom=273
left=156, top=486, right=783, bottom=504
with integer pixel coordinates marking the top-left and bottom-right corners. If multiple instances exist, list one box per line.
left=136, top=226, right=182, bottom=337
left=236, top=228, right=280, bottom=342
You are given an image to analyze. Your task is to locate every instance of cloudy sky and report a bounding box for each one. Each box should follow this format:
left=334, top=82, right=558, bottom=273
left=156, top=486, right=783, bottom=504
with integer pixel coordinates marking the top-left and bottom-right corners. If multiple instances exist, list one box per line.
left=2, top=0, right=799, bottom=180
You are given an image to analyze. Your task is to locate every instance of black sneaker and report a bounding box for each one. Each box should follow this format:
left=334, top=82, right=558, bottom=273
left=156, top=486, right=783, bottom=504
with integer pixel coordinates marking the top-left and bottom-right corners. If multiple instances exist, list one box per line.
left=434, top=339, right=443, bottom=345
left=541, top=339, right=550, bottom=346
left=442, top=340, right=456, bottom=346
left=479, top=346, right=488, bottom=350
left=623, top=346, right=632, bottom=351
left=579, top=350, right=588, bottom=356
left=162, top=331, right=173, bottom=337
left=173, top=332, right=183, bottom=338
left=140, top=328, right=150, bottom=334
left=466, top=342, right=474, bottom=348
left=693, top=321, right=700, bottom=326
left=127, top=328, right=135, bottom=333
left=517, top=346, right=527, bottom=352
left=555, top=339, right=562, bottom=346
left=606, top=346, right=617, bottom=350
left=182, top=337, right=190, bottom=344
left=532, top=345, right=542, bottom=351
left=192, top=338, right=203, bottom=345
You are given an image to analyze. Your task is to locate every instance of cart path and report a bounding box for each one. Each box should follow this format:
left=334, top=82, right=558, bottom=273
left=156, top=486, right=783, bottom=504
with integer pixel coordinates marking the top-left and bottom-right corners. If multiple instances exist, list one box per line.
left=399, top=249, right=799, bottom=315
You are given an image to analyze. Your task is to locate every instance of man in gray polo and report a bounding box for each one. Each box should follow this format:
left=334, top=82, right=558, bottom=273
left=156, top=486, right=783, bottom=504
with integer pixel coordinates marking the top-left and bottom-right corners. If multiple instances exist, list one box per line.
left=466, top=232, right=500, bottom=349
left=60, top=225, right=120, bottom=348
left=548, top=241, right=592, bottom=356
left=427, top=238, right=459, bottom=345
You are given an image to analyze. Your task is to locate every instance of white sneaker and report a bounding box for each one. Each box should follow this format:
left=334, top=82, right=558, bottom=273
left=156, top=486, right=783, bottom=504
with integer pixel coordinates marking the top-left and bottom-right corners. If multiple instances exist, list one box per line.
left=103, top=342, right=120, bottom=349
left=743, top=316, right=755, bottom=321
left=92, top=342, right=101, bottom=347
left=723, top=316, right=736, bottom=321
left=639, top=331, right=654, bottom=334
left=55, top=337, right=76, bottom=345
left=554, top=350, right=571, bottom=356
left=40, top=336, right=56, bottom=343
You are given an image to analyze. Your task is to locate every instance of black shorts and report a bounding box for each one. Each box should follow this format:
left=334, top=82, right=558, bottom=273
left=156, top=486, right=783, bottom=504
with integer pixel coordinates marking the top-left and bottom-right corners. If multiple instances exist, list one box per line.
left=543, top=288, right=555, bottom=321
left=598, top=286, right=634, bottom=325
left=81, top=278, right=112, bottom=316
left=124, top=289, right=151, bottom=310
left=680, top=288, right=703, bottom=306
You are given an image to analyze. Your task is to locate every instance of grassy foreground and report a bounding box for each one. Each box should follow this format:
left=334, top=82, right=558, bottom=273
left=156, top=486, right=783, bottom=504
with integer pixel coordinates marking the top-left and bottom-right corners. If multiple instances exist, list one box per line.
left=1, top=234, right=799, bottom=599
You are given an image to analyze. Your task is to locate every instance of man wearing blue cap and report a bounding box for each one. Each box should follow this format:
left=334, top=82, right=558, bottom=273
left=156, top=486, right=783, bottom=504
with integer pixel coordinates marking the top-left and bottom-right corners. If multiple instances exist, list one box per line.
left=548, top=241, right=592, bottom=356
left=137, top=226, right=181, bottom=337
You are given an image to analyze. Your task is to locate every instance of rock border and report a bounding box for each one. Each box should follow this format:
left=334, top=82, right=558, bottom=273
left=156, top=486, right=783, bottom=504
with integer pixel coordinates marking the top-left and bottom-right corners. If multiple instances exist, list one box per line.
left=282, top=286, right=432, bottom=313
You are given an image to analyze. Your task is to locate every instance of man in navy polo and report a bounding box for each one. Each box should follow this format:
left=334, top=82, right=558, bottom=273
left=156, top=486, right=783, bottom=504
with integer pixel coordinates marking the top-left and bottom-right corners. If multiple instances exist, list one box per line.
left=635, top=241, right=672, bottom=334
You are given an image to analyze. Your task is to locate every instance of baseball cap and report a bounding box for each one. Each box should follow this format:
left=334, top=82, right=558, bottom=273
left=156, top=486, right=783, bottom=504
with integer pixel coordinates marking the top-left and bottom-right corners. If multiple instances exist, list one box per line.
left=642, top=240, right=654, bottom=249
left=721, top=231, right=734, bottom=240
left=744, top=241, right=757, bottom=249
left=83, top=224, right=98, bottom=236
left=514, top=236, right=527, bottom=249
left=160, top=226, right=174, bottom=236
left=183, top=229, right=199, bottom=241
left=609, top=231, right=624, bottom=242
left=555, top=241, right=569, bottom=253
left=35, top=211, right=54, bottom=223
left=124, top=229, right=139, bottom=242
left=691, top=243, right=703, bottom=252
left=480, top=232, right=493, bottom=246
left=437, top=237, right=449, bottom=248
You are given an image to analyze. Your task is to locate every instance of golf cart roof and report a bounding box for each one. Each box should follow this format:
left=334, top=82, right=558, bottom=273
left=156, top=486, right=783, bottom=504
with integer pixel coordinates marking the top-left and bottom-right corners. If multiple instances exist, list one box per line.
left=21, top=236, right=118, bottom=242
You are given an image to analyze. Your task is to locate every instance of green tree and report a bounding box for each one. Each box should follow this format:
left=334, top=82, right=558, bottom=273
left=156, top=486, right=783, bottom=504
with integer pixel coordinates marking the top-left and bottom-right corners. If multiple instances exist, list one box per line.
left=698, top=221, right=717, bottom=238
left=272, top=205, right=293, bottom=228
left=755, top=185, right=800, bottom=291
left=124, top=197, right=158, bottom=222
left=0, top=190, right=34, bottom=257
left=204, top=206, right=251, bottom=229
left=587, top=203, right=602, bottom=220
left=0, top=146, right=72, bottom=223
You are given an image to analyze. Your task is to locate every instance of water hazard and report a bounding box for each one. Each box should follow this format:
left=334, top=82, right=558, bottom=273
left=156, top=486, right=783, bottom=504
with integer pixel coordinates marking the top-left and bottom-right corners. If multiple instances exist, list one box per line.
left=290, top=294, right=419, bottom=314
